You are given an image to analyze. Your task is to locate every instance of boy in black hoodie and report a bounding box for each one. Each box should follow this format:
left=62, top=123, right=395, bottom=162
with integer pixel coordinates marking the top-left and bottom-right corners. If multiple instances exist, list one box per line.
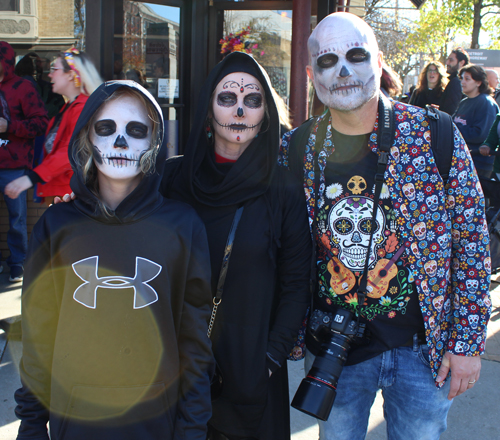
left=14, top=81, right=214, bottom=440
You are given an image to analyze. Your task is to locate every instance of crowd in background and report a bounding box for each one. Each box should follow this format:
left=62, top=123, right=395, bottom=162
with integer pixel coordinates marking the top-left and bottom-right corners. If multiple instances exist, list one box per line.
left=388, top=48, right=500, bottom=180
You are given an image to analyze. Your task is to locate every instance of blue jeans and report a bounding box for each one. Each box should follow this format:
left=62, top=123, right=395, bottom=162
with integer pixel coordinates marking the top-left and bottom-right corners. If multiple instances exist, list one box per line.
left=304, top=339, right=453, bottom=440
left=0, top=169, right=28, bottom=267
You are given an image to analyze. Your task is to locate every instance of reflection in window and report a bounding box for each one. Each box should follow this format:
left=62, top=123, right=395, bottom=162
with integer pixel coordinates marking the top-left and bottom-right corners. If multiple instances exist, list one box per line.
left=0, top=0, right=19, bottom=11
left=120, top=2, right=180, bottom=103
left=117, top=2, right=181, bottom=157
left=75, top=0, right=85, bottom=49
left=222, top=10, right=292, bottom=102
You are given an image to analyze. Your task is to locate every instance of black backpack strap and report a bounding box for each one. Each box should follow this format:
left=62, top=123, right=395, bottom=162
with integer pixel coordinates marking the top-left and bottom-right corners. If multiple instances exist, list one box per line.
left=426, top=105, right=454, bottom=182
left=290, top=117, right=316, bottom=150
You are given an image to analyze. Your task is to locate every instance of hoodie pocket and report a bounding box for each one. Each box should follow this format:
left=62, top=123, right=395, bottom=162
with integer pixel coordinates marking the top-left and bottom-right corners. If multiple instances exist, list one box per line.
left=55, top=382, right=174, bottom=440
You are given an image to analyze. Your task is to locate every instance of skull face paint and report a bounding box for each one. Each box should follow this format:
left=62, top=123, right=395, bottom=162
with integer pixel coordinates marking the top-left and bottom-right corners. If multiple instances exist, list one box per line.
left=212, top=72, right=265, bottom=149
left=307, top=13, right=381, bottom=111
left=90, top=94, right=152, bottom=182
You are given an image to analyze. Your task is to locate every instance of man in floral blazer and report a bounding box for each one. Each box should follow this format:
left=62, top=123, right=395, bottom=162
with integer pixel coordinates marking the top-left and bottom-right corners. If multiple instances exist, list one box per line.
left=280, top=12, right=491, bottom=440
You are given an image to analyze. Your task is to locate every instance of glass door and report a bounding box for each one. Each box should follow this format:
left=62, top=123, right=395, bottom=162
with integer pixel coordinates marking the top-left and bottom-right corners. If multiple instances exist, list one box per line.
left=116, top=1, right=182, bottom=157
left=222, top=10, right=292, bottom=103
left=211, top=6, right=293, bottom=108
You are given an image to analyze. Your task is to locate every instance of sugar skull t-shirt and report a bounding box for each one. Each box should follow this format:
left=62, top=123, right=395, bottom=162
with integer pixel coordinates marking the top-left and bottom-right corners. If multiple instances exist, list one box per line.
left=313, top=126, right=425, bottom=365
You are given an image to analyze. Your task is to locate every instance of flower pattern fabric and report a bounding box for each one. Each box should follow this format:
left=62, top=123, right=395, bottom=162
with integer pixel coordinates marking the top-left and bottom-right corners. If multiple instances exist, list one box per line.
left=279, top=101, right=492, bottom=383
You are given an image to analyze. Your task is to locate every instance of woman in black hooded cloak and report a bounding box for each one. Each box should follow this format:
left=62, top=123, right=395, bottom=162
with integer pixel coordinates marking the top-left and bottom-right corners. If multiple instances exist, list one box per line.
left=161, top=52, right=312, bottom=439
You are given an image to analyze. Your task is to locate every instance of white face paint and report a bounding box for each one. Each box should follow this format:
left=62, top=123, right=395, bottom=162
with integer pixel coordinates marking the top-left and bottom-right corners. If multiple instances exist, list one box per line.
left=307, top=13, right=381, bottom=111
left=212, top=72, right=265, bottom=151
left=90, top=94, right=152, bottom=183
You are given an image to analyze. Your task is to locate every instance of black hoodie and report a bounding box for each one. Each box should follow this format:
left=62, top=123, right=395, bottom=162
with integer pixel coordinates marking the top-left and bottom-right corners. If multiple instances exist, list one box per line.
left=15, top=81, right=214, bottom=440
left=161, top=53, right=312, bottom=439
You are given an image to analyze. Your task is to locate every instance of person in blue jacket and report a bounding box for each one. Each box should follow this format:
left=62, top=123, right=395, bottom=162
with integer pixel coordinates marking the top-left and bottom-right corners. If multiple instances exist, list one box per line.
left=453, top=64, right=499, bottom=178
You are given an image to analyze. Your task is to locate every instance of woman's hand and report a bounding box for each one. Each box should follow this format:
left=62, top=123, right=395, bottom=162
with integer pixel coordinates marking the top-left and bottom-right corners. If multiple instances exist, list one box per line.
left=53, top=193, right=76, bottom=204
left=4, top=176, right=33, bottom=199
left=479, top=145, right=491, bottom=156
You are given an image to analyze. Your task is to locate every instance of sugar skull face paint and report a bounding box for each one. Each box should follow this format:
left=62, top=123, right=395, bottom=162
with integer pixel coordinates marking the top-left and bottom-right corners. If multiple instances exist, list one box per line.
left=307, top=13, right=382, bottom=111
left=211, top=72, right=265, bottom=148
left=90, top=94, right=152, bottom=182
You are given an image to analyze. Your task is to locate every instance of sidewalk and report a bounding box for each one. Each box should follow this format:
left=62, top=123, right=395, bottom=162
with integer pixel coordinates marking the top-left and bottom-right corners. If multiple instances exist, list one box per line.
left=1, top=272, right=499, bottom=440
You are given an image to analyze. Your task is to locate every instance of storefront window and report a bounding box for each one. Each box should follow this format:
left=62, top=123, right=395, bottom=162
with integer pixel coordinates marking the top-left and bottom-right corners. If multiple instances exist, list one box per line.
left=0, top=0, right=19, bottom=11
left=117, top=2, right=181, bottom=156
left=222, top=10, right=292, bottom=103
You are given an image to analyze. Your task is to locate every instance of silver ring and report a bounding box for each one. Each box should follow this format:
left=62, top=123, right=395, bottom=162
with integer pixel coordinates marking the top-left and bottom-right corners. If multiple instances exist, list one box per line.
left=468, top=379, right=476, bottom=384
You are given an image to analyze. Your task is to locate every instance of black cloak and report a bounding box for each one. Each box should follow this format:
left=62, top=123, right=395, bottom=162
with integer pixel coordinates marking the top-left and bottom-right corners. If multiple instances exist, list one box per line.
left=161, top=53, right=312, bottom=439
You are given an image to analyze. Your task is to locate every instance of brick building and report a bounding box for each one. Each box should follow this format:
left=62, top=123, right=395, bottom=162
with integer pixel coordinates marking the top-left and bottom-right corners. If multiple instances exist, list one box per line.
left=0, top=0, right=76, bottom=55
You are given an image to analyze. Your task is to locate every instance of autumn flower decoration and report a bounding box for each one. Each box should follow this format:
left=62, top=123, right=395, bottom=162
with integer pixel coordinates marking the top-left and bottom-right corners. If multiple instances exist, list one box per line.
left=220, top=26, right=262, bottom=55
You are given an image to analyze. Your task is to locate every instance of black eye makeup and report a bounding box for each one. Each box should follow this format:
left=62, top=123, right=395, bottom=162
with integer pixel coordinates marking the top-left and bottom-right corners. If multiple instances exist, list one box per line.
left=217, top=92, right=238, bottom=107
left=94, top=120, right=117, bottom=136
left=94, top=120, right=148, bottom=139
left=346, top=48, right=370, bottom=63
left=243, top=93, right=263, bottom=109
left=126, top=121, right=149, bottom=139
left=317, top=53, right=339, bottom=69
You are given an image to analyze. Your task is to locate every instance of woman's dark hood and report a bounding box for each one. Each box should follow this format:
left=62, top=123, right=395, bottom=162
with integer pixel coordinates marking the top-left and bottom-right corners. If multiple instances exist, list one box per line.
left=179, top=52, right=280, bottom=207
left=68, top=80, right=166, bottom=223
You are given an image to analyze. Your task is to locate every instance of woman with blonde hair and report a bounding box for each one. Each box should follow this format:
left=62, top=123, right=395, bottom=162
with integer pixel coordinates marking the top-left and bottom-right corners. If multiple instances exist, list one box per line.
left=6, top=48, right=102, bottom=203
left=409, top=61, right=448, bottom=108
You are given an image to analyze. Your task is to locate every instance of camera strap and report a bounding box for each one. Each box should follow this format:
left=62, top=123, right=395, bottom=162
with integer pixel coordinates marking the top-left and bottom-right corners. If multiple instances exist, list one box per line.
left=207, top=205, right=244, bottom=338
left=356, top=93, right=395, bottom=310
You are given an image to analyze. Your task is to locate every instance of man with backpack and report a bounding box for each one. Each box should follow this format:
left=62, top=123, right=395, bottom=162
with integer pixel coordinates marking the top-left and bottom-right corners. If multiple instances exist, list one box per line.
left=279, top=12, right=490, bottom=439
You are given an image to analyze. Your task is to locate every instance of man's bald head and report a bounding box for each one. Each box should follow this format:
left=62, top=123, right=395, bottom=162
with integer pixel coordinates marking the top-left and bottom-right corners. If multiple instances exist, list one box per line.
left=308, top=12, right=379, bottom=64
left=486, top=69, right=499, bottom=90
left=307, top=12, right=382, bottom=112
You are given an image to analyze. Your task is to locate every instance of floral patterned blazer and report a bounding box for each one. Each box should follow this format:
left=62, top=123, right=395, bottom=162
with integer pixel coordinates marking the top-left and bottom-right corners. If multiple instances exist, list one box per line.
left=279, top=101, right=492, bottom=383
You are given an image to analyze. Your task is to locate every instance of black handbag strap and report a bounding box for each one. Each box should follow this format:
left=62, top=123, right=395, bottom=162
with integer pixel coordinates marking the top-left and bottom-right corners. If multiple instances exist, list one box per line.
left=207, top=206, right=244, bottom=338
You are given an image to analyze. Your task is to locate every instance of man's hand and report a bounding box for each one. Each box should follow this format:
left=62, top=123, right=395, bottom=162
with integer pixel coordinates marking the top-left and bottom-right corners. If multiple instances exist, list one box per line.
left=479, top=145, right=491, bottom=156
left=0, top=117, right=8, bottom=133
left=4, top=175, right=32, bottom=199
left=436, top=352, right=481, bottom=400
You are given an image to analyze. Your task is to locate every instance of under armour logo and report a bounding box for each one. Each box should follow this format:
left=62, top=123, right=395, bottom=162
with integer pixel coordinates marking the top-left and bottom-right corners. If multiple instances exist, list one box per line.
left=72, top=256, right=162, bottom=309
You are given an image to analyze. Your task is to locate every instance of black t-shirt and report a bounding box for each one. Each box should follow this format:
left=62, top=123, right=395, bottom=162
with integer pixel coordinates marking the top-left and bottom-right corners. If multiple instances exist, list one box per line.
left=308, top=125, right=425, bottom=365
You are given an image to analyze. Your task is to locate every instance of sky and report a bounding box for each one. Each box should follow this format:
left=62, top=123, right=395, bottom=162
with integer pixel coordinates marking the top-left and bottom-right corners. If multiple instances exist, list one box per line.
left=145, top=3, right=180, bottom=23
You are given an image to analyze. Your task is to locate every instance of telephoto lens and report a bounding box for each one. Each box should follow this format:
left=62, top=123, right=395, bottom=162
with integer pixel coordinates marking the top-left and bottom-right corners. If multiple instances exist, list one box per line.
left=291, top=308, right=365, bottom=420
left=291, top=333, right=352, bottom=421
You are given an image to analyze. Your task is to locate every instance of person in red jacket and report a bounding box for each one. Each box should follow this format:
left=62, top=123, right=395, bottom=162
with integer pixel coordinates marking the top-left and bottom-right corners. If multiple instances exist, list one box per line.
left=0, top=41, right=48, bottom=282
left=5, top=48, right=102, bottom=205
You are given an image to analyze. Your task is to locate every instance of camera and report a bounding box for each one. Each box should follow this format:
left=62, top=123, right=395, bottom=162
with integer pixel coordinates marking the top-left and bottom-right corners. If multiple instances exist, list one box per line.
left=291, top=308, right=366, bottom=421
